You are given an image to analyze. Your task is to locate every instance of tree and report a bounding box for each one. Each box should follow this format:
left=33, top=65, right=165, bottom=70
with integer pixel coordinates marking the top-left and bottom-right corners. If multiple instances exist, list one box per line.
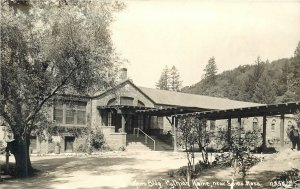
left=289, top=41, right=300, bottom=101
left=244, top=57, right=265, bottom=101
left=177, top=117, right=211, bottom=183
left=0, top=0, right=123, bottom=177
left=251, top=75, right=276, bottom=104
left=156, top=65, right=170, bottom=90
left=203, top=56, right=218, bottom=84
left=178, top=117, right=198, bottom=184
left=169, top=66, right=182, bottom=91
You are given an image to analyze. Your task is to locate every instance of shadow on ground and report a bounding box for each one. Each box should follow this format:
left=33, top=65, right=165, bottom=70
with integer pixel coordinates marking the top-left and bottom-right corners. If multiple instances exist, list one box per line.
left=133, top=167, right=283, bottom=189
left=0, top=156, right=136, bottom=189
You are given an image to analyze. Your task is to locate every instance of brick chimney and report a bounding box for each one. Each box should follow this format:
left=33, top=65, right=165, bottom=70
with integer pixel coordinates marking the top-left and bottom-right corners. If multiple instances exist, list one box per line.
left=119, top=68, right=127, bottom=81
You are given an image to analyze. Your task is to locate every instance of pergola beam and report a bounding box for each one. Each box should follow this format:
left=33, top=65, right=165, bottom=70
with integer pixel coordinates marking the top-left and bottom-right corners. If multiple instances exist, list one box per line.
left=176, top=102, right=300, bottom=120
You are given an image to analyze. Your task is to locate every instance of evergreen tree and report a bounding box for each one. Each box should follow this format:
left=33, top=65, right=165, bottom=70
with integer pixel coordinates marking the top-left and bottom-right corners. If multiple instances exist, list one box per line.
left=156, top=65, right=170, bottom=90
left=244, top=57, right=265, bottom=100
left=251, top=75, right=276, bottom=104
left=203, top=57, right=218, bottom=84
left=277, top=61, right=290, bottom=96
left=289, top=41, right=300, bottom=101
left=281, top=89, right=297, bottom=103
left=169, top=66, right=182, bottom=91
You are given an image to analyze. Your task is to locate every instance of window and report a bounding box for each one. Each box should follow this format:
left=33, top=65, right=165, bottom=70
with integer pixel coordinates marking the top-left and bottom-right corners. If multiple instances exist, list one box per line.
left=210, top=120, right=216, bottom=130
left=53, top=101, right=87, bottom=125
left=138, top=114, right=144, bottom=129
left=107, top=111, right=112, bottom=126
left=77, top=102, right=87, bottom=124
left=253, top=118, right=258, bottom=130
left=157, top=116, right=164, bottom=129
left=107, top=98, right=117, bottom=106
left=271, top=119, right=276, bottom=131
left=66, top=103, right=75, bottom=124
left=120, top=97, right=134, bottom=106
left=54, top=101, right=63, bottom=123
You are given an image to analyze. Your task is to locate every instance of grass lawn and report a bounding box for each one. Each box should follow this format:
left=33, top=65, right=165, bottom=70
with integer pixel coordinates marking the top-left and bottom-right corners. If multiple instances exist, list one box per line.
left=0, top=149, right=299, bottom=189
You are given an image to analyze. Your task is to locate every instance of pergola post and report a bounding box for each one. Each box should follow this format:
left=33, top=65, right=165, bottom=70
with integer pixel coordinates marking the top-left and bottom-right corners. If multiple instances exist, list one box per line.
left=262, top=115, right=267, bottom=151
left=238, top=117, right=242, bottom=144
left=173, top=117, right=178, bottom=152
left=280, top=113, right=285, bottom=147
left=227, top=118, right=232, bottom=146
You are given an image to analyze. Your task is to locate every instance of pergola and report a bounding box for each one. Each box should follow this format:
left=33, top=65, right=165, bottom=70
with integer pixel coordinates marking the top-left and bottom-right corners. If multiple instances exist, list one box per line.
left=137, top=102, right=300, bottom=152
left=97, top=105, right=155, bottom=132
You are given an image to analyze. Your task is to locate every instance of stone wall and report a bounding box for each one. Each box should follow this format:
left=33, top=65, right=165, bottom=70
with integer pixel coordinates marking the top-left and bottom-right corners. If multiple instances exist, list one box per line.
left=91, top=81, right=156, bottom=129
left=210, top=116, right=296, bottom=145
left=101, top=126, right=126, bottom=150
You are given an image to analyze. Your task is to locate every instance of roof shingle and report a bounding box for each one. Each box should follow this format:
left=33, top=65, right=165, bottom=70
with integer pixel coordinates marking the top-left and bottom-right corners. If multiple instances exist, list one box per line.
left=139, top=87, right=264, bottom=110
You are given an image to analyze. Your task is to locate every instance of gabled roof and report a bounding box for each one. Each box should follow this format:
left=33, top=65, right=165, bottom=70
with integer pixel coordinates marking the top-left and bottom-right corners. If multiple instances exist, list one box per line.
left=92, top=79, right=156, bottom=104
left=91, top=79, right=263, bottom=110
left=138, top=87, right=264, bottom=110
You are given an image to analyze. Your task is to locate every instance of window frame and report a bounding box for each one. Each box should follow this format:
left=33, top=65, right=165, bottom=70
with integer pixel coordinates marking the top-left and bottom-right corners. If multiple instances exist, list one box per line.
left=53, top=100, right=87, bottom=126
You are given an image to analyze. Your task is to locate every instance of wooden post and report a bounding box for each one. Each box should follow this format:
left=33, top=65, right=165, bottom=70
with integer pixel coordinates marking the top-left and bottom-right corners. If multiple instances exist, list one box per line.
left=238, top=117, right=242, bottom=144
left=227, top=118, right=232, bottom=146
left=173, top=117, right=178, bottom=152
left=121, top=114, right=126, bottom=133
left=280, top=113, right=285, bottom=147
left=262, top=115, right=267, bottom=151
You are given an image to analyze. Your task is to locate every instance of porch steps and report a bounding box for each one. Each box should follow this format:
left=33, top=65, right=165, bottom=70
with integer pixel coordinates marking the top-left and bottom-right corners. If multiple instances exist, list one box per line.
left=126, top=134, right=152, bottom=151
left=126, top=134, right=173, bottom=151
left=126, top=142, right=152, bottom=151
left=149, top=136, right=174, bottom=151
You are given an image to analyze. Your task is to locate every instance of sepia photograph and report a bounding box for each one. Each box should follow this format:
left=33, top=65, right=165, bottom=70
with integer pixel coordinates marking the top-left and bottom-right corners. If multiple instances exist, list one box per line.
left=0, top=0, right=300, bottom=188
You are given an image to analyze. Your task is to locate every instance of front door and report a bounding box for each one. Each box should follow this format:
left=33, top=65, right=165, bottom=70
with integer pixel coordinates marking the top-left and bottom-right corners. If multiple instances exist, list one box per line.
left=65, top=136, right=75, bottom=152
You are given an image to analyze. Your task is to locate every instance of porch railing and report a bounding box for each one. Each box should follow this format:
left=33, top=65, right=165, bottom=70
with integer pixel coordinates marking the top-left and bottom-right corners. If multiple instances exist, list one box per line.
left=133, top=128, right=156, bottom=151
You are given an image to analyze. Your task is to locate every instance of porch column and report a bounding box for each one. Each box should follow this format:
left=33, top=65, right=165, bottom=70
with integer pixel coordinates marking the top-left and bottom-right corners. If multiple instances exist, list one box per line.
left=227, top=118, right=231, bottom=146
left=280, top=113, right=285, bottom=147
left=121, top=114, right=126, bottom=133
left=173, top=117, right=178, bottom=152
left=262, top=115, right=267, bottom=151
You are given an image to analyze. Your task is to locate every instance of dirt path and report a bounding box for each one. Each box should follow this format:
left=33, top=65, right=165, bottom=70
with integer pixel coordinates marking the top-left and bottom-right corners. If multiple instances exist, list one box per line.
left=0, top=150, right=299, bottom=189
left=0, top=151, right=194, bottom=189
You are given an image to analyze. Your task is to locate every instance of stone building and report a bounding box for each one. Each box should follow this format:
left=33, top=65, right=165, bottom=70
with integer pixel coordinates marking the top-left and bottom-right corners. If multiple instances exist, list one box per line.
left=0, top=69, right=297, bottom=153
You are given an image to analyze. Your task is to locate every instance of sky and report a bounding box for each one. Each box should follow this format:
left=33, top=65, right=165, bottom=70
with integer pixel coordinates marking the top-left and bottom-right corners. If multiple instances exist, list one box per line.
left=111, top=0, right=300, bottom=88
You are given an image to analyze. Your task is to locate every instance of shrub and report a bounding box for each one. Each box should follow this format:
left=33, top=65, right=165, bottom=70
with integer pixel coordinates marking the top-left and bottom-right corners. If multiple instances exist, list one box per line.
left=252, top=146, right=277, bottom=154
left=76, top=143, right=88, bottom=153
left=212, top=152, right=233, bottom=168
left=271, top=168, right=300, bottom=188
left=168, top=161, right=212, bottom=178
left=90, top=127, right=105, bottom=151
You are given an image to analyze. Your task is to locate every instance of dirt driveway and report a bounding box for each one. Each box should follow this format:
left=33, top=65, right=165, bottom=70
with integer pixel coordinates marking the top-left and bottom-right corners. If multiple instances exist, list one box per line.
left=0, top=151, right=192, bottom=189
left=0, top=150, right=299, bottom=189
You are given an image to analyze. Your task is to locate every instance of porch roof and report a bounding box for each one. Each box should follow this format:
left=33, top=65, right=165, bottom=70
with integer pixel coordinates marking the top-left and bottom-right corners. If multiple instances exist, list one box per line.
left=136, top=106, right=206, bottom=116
left=174, top=101, right=300, bottom=120
left=97, top=105, right=155, bottom=111
left=97, top=105, right=205, bottom=116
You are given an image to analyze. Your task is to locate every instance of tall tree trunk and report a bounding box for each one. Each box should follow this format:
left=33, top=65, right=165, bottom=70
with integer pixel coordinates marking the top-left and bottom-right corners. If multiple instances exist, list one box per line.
left=26, top=133, right=33, bottom=173
left=12, top=134, right=30, bottom=178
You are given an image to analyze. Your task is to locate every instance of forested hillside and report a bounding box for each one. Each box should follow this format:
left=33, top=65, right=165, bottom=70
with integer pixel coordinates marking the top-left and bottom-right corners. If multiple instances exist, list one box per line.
left=182, top=43, right=300, bottom=104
